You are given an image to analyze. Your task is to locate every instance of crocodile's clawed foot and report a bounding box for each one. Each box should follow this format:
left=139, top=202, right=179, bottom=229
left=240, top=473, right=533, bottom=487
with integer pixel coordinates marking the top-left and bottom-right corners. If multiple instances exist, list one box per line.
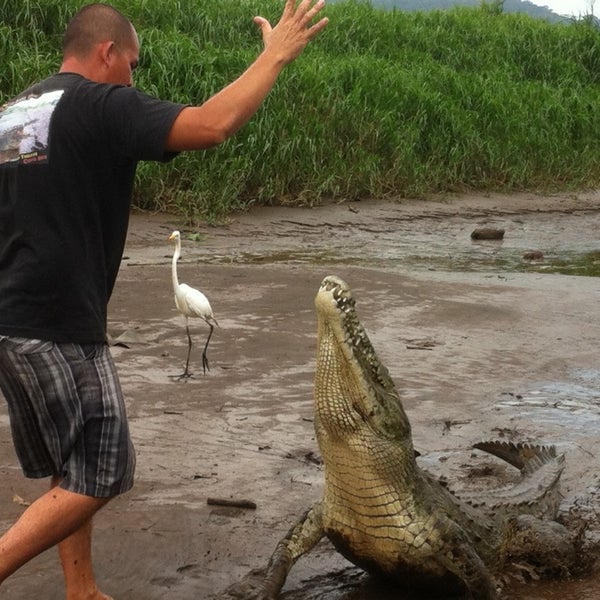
left=220, top=568, right=276, bottom=600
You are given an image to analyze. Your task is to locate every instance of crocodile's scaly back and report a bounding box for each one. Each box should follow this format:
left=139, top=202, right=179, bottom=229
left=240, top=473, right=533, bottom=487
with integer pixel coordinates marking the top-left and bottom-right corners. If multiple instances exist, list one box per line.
left=232, top=276, right=574, bottom=600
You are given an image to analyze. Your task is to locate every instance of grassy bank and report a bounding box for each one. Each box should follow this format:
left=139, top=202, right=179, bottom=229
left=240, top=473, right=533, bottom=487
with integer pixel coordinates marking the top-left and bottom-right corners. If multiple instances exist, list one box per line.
left=2, top=0, right=600, bottom=222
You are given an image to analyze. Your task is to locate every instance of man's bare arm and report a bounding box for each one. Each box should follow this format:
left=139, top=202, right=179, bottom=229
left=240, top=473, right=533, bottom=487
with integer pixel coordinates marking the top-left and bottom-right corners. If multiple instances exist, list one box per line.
left=165, top=0, right=328, bottom=151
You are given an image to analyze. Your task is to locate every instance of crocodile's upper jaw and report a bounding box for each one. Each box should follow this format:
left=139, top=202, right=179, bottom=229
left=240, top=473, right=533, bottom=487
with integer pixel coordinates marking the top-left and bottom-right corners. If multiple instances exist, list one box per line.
left=314, top=275, right=413, bottom=449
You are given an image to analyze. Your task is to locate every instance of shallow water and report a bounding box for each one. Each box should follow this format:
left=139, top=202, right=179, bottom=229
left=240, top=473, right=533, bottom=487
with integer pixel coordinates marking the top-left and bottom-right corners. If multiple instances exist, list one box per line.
left=205, top=209, right=600, bottom=278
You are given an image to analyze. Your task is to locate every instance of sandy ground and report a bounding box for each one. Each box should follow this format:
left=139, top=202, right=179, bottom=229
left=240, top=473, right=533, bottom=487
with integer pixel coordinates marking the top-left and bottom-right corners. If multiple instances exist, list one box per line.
left=1, top=191, right=600, bottom=599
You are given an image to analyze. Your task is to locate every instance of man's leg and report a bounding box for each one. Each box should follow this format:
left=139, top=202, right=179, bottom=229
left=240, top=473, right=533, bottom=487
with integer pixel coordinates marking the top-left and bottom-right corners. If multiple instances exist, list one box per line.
left=0, top=477, right=111, bottom=592
left=55, top=477, right=113, bottom=600
left=58, top=512, right=113, bottom=600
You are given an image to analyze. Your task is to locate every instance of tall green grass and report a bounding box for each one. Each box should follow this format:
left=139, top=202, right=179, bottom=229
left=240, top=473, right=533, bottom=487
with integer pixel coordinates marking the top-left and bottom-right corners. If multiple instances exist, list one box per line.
left=2, top=0, right=600, bottom=221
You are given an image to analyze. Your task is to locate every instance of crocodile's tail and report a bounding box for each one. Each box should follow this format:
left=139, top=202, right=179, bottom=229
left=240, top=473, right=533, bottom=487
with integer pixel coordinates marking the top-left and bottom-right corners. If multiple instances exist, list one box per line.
left=457, top=440, right=565, bottom=521
left=473, top=440, right=562, bottom=475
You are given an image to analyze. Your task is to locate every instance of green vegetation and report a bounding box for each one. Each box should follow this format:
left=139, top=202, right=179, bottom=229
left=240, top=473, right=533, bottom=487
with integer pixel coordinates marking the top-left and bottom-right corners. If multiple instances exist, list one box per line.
left=535, top=250, right=600, bottom=276
left=2, top=0, right=600, bottom=222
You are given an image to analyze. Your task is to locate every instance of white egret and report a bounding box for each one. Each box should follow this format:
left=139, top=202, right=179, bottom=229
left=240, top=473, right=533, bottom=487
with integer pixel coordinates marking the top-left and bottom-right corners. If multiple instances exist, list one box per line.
left=168, top=230, right=218, bottom=378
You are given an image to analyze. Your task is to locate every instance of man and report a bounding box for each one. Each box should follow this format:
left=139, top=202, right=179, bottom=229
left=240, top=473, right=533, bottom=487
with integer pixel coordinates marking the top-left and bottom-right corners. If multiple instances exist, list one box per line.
left=0, top=2, right=327, bottom=598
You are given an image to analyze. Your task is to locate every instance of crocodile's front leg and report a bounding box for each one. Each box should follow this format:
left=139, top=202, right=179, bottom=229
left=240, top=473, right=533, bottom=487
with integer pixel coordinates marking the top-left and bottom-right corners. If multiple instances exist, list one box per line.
left=262, top=503, right=325, bottom=597
left=225, top=502, right=325, bottom=600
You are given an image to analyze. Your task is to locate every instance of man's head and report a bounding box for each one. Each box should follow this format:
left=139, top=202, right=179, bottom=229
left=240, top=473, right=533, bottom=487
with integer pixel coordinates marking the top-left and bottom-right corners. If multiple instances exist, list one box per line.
left=60, top=3, right=139, bottom=86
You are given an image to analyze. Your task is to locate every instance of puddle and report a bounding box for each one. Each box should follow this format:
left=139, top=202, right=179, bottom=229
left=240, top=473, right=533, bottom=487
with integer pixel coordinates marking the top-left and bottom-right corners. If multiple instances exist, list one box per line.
left=495, top=368, right=600, bottom=439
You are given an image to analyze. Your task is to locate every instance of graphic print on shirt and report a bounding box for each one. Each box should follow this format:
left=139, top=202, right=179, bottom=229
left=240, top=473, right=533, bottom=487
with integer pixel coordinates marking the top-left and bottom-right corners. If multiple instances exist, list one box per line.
left=0, top=90, right=63, bottom=167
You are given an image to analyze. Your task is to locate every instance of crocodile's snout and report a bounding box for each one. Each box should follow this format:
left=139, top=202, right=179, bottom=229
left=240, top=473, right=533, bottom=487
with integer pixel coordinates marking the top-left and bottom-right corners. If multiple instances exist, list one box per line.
left=316, top=275, right=354, bottom=317
left=319, top=275, right=349, bottom=295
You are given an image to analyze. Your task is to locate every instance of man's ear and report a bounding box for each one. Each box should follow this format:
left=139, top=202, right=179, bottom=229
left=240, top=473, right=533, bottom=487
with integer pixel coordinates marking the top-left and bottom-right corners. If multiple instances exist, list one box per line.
left=98, top=40, right=115, bottom=68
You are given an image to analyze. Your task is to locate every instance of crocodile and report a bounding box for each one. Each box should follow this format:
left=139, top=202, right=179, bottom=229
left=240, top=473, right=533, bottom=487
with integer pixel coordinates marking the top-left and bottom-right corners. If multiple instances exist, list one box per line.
left=233, top=275, right=575, bottom=599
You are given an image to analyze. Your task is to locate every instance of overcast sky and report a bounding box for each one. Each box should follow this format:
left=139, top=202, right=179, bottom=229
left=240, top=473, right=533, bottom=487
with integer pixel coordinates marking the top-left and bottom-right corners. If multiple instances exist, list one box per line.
left=529, top=0, right=597, bottom=16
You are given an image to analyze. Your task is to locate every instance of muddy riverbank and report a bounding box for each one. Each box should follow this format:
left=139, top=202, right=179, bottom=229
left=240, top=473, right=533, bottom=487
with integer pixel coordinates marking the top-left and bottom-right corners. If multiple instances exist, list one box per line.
left=1, top=191, right=600, bottom=599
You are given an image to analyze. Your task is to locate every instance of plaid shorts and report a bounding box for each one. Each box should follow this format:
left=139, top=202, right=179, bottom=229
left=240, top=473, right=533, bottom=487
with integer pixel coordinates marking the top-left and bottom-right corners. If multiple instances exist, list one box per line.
left=0, top=336, right=135, bottom=498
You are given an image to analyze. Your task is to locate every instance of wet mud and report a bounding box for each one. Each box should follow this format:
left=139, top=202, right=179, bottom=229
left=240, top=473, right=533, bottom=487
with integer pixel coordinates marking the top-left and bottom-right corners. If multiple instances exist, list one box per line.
left=1, top=191, right=600, bottom=599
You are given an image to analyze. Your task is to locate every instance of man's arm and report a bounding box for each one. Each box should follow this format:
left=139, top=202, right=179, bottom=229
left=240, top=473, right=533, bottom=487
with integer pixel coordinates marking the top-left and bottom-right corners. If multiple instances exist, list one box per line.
left=165, top=0, right=328, bottom=151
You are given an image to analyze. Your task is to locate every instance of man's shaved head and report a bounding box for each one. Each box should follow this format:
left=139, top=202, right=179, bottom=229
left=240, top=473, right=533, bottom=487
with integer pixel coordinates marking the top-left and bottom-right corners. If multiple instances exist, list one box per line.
left=62, top=3, right=136, bottom=58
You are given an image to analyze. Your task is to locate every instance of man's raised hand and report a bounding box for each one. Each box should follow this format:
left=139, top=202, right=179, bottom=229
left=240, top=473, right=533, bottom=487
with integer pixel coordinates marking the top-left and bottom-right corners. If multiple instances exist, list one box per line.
left=254, top=0, right=329, bottom=65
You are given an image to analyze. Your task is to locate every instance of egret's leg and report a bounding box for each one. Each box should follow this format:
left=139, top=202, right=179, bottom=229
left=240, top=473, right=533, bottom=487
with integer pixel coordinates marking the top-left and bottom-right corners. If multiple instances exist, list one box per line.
left=202, top=324, right=214, bottom=374
left=170, top=319, right=194, bottom=380
left=184, top=323, right=193, bottom=377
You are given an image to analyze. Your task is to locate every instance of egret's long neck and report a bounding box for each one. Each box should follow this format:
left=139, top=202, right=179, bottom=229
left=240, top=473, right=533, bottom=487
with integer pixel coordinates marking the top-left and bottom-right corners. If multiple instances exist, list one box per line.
left=171, top=241, right=181, bottom=290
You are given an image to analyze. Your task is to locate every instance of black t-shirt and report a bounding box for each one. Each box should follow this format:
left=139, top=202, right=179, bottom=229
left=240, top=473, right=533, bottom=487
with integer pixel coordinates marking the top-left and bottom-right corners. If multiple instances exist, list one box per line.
left=0, top=73, right=186, bottom=342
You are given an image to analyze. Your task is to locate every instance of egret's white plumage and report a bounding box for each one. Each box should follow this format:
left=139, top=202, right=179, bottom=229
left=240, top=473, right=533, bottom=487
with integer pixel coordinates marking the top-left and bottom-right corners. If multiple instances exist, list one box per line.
left=169, top=230, right=218, bottom=377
